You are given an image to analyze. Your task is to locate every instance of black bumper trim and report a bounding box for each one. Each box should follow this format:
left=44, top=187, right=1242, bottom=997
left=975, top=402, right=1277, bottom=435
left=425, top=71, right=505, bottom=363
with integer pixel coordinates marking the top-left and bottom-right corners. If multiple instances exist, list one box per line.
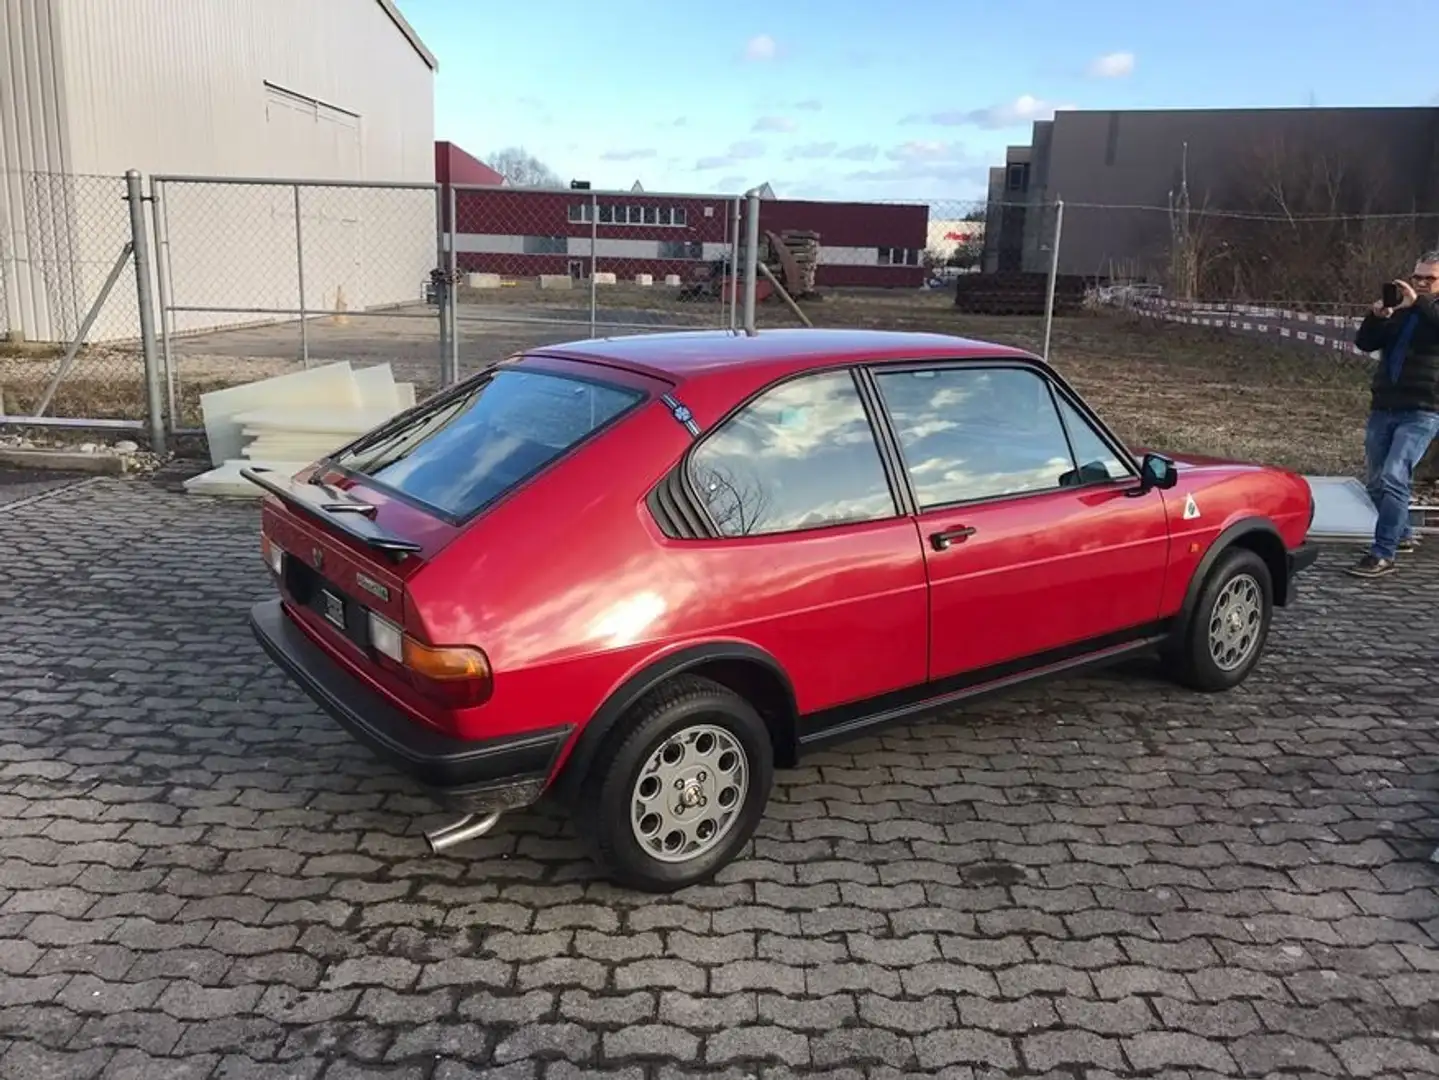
left=1289, top=541, right=1320, bottom=577
left=249, top=599, right=571, bottom=793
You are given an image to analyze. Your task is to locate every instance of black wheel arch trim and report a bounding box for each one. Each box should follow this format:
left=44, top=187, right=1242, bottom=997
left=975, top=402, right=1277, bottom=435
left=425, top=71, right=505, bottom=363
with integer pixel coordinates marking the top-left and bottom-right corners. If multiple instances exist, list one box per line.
left=551, top=641, right=800, bottom=800
left=1175, top=517, right=1288, bottom=635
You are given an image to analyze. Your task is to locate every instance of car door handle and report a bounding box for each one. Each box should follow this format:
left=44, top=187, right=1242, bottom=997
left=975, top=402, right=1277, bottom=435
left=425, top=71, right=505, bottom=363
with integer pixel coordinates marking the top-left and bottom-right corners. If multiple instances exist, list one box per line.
left=930, top=526, right=977, bottom=551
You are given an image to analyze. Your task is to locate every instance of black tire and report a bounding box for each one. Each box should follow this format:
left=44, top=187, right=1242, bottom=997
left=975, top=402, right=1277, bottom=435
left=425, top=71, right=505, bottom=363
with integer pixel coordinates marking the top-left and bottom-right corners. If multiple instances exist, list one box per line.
left=1163, top=546, right=1274, bottom=692
left=574, top=674, right=774, bottom=893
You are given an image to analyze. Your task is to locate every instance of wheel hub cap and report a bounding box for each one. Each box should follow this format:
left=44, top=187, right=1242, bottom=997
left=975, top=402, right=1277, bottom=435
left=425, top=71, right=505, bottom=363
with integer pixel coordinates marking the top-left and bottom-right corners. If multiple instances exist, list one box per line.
left=630, top=723, right=749, bottom=863
left=1207, top=573, right=1262, bottom=672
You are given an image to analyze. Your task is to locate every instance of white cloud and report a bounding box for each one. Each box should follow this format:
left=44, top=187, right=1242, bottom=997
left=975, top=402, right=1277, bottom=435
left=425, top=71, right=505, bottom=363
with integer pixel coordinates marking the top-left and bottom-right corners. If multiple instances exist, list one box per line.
left=599, top=148, right=658, bottom=162
left=752, top=116, right=797, bottom=133
left=1087, top=51, right=1135, bottom=78
left=912, top=95, right=1075, bottom=130
left=795, top=98, right=822, bottom=111
left=743, top=34, right=776, bottom=61
left=695, top=139, right=767, bottom=170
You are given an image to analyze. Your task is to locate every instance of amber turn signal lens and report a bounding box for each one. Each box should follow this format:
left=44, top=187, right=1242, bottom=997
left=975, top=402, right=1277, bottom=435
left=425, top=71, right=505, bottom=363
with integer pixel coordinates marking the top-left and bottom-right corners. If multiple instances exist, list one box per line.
left=401, top=639, right=491, bottom=682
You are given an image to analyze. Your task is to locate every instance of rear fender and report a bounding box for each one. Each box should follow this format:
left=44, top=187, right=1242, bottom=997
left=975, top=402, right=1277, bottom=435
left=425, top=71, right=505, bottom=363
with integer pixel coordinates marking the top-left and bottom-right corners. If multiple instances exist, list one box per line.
left=547, top=641, right=799, bottom=804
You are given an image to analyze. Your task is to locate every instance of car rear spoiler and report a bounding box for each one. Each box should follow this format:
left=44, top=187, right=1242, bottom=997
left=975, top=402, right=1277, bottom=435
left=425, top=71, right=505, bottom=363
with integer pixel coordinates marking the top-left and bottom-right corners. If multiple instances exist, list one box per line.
left=241, top=466, right=423, bottom=560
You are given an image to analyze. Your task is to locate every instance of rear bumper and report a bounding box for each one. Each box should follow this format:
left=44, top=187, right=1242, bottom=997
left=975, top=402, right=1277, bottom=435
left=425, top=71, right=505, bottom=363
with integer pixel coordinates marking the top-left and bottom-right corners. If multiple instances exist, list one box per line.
left=249, top=598, right=571, bottom=814
left=1289, top=541, right=1320, bottom=577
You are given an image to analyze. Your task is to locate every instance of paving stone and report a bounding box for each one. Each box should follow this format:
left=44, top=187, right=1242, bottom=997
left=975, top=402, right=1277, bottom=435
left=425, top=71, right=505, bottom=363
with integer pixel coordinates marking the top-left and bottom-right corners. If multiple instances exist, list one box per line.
left=2, top=479, right=1436, bottom=1080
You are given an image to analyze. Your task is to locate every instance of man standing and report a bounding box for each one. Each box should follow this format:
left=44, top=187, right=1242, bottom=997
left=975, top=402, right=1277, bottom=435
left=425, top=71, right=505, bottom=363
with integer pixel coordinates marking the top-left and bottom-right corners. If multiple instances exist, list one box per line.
left=1347, top=252, right=1439, bottom=578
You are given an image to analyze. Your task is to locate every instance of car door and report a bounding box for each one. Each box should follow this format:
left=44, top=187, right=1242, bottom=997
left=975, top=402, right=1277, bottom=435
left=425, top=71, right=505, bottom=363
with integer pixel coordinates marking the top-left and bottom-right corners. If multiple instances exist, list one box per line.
left=868, top=360, right=1172, bottom=681
left=679, top=366, right=932, bottom=714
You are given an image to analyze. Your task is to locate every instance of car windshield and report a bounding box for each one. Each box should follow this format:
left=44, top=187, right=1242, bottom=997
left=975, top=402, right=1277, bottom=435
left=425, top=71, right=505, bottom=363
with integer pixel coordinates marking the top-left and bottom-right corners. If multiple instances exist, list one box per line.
left=333, top=366, right=645, bottom=520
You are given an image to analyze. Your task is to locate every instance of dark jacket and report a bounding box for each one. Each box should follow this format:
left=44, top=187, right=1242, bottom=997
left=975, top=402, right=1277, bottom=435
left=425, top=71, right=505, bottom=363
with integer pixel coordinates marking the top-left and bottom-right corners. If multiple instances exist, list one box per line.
left=1354, top=296, right=1439, bottom=413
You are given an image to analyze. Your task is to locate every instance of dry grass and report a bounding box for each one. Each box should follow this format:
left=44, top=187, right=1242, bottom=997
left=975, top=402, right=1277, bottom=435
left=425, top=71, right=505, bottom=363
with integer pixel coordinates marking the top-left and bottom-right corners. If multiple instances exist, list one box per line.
left=2, top=286, right=1375, bottom=477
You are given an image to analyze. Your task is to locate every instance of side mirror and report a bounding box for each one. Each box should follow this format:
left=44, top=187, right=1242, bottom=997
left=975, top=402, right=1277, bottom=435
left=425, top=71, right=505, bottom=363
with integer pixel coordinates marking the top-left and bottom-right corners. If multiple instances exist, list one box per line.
left=1136, top=452, right=1178, bottom=493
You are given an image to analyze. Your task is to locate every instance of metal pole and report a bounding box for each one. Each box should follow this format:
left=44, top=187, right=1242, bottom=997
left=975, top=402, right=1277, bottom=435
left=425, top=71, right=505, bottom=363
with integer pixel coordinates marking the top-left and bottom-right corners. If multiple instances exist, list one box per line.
left=447, top=183, right=459, bottom=384
left=589, top=194, right=598, bottom=338
left=32, top=241, right=134, bottom=417
left=729, top=195, right=741, bottom=331
left=435, top=184, right=450, bottom=385
left=126, top=169, right=166, bottom=456
left=293, top=184, right=309, bottom=369
left=1042, top=198, right=1064, bottom=364
left=149, top=177, right=178, bottom=433
left=742, top=188, right=761, bottom=336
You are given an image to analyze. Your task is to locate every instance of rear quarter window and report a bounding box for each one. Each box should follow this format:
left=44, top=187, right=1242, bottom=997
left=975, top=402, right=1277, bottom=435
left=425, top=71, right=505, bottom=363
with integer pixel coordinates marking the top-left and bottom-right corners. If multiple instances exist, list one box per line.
left=334, top=367, right=645, bottom=520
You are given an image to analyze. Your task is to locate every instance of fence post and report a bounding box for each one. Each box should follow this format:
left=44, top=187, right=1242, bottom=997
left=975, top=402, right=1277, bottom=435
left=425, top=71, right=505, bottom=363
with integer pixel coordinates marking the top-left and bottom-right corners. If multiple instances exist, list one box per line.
left=293, top=184, right=309, bottom=369
left=435, top=184, right=450, bottom=387
left=742, top=188, right=761, bottom=336
left=729, top=195, right=741, bottom=331
left=125, top=169, right=166, bottom=456
left=1042, top=198, right=1064, bottom=364
left=447, top=183, right=459, bottom=385
left=148, top=176, right=179, bottom=432
left=588, top=193, right=598, bottom=337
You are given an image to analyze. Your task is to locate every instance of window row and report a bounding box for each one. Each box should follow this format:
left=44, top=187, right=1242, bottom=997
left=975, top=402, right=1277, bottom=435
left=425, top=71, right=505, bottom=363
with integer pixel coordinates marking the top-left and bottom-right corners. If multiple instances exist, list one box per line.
left=568, top=203, right=689, bottom=227
left=518, top=236, right=704, bottom=259
left=686, top=364, right=1132, bottom=538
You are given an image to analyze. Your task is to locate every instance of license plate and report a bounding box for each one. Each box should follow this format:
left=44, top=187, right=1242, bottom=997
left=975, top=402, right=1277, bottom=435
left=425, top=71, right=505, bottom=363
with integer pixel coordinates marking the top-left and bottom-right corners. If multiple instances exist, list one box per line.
left=320, top=589, right=346, bottom=629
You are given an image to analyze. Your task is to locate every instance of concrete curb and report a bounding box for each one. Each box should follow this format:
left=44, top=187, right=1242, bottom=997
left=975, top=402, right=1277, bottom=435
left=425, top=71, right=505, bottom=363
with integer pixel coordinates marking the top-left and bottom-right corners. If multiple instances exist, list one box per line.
left=0, top=448, right=132, bottom=475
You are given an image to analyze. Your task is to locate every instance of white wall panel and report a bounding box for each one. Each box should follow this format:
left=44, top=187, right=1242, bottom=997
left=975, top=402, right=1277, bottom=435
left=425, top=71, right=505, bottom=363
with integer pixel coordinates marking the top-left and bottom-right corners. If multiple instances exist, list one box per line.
left=2, top=0, right=436, bottom=343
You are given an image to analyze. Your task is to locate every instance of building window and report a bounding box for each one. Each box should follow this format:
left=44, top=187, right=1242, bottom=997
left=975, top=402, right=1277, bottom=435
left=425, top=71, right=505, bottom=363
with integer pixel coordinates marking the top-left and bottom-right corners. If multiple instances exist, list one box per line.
left=878, top=247, right=920, bottom=266
left=658, top=240, right=703, bottom=260
left=568, top=204, right=691, bottom=228
left=1005, top=162, right=1030, bottom=193
left=523, top=236, right=568, bottom=255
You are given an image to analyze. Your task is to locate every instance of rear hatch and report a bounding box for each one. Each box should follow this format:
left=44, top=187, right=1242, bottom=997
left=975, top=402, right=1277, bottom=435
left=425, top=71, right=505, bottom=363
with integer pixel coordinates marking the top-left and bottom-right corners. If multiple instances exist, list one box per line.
left=253, top=355, right=658, bottom=707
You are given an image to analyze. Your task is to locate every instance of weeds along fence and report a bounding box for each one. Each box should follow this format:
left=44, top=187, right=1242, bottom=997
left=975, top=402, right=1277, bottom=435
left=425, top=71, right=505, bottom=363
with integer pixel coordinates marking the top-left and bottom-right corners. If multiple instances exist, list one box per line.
left=4, top=171, right=1431, bottom=453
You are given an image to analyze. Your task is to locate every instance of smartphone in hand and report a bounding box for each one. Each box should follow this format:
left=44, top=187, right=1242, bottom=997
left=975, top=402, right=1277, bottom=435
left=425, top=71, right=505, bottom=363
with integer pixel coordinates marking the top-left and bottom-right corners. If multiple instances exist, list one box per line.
left=1383, top=282, right=1401, bottom=308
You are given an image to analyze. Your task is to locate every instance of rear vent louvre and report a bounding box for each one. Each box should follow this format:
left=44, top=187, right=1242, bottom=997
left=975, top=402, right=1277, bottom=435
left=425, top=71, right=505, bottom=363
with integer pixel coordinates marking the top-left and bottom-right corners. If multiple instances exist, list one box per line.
left=647, top=468, right=714, bottom=539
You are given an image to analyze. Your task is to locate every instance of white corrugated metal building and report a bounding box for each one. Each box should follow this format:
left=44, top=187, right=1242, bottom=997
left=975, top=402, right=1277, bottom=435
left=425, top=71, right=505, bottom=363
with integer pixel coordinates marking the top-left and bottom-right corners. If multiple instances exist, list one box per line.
left=0, top=0, right=437, bottom=343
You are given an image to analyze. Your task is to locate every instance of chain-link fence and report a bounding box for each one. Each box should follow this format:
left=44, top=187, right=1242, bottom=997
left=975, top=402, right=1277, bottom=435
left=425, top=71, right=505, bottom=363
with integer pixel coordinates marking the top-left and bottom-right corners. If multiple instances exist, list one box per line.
left=0, top=170, right=154, bottom=432
left=150, top=175, right=443, bottom=434
left=445, top=184, right=745, bottom=380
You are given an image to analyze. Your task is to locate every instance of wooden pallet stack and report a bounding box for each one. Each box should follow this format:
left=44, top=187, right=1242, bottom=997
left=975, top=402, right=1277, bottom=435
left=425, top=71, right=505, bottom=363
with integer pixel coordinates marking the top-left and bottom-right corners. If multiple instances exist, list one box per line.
left=765, top=230, right=820, bottom=296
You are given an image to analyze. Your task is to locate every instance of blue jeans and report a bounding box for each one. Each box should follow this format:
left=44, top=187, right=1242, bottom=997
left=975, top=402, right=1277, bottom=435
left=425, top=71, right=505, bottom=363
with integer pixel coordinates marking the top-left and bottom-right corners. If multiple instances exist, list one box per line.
left=1365, top=408, right=1439, bottom=559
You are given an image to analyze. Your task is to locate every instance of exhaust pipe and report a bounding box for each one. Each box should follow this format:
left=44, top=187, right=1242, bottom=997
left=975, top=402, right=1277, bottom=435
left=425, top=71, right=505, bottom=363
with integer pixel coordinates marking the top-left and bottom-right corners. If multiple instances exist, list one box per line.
left=425, top=811, right=502, bottom=853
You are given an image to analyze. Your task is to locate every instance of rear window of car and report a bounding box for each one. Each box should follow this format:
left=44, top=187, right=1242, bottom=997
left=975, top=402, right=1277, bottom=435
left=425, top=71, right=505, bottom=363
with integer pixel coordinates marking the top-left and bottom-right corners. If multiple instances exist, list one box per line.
left=333, top=366, right=646, bottom=520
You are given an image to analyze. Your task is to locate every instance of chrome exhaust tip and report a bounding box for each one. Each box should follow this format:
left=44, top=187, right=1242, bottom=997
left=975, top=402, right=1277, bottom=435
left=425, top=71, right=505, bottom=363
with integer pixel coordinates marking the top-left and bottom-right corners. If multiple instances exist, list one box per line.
left=424, top=811, right=502, bottom=854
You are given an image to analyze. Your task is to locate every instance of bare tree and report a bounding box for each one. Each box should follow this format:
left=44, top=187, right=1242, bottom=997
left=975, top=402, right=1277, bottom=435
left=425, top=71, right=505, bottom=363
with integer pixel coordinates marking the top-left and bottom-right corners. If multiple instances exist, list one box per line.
left=1166, top=142, right=1225, bottom=301
left=693, top=462, right=771, bottom=536
left=1209, top=135, right=1423, bottom=310
left=487, top=146, right=562, bottom=188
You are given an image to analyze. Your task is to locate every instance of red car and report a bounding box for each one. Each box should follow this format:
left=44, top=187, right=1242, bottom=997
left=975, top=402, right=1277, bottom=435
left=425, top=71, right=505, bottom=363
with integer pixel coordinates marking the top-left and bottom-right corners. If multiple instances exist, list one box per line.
left=247, top=328, right=1318, bottom=892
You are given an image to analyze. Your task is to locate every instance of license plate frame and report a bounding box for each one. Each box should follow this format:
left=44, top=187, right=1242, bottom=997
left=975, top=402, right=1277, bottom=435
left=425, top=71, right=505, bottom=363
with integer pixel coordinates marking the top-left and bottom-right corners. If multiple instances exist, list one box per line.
left=320, top=588, right=347, bottom=629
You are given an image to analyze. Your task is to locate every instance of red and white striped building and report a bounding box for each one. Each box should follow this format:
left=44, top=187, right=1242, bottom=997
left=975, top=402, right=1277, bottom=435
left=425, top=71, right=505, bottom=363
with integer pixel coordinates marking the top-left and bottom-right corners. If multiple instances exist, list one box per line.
left=436, top=151, right=930, bottom=289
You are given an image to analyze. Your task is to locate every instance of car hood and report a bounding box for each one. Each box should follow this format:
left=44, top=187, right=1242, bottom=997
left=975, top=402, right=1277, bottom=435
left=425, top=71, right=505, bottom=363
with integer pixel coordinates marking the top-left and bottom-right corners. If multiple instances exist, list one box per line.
left=1132, top=447, right=1264, bottom=472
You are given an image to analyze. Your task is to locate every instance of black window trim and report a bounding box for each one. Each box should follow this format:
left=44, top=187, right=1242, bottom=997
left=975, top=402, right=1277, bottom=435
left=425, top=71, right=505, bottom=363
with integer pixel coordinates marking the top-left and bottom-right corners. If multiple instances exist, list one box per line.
left=862, top=356, right=1141, bottom=516
left=327, top=358, right=655, bottom=528
left=664, top=363, right=909, bottom=541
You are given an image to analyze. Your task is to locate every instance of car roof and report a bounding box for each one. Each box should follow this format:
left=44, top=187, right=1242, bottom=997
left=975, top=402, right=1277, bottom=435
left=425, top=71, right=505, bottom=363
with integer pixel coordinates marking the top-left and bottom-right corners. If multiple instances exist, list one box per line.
left=526, top=327, right=1036, bottom=391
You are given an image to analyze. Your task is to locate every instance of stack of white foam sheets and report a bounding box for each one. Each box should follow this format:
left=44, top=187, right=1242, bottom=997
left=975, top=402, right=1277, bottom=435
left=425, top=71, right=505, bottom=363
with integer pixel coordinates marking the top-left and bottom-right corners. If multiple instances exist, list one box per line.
left=183, top=361, right=416, bottom=498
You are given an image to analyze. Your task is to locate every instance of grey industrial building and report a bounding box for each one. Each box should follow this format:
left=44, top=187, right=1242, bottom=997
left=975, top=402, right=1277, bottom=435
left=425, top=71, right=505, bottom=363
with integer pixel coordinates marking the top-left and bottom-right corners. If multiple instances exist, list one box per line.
left=982, top=106, right=1439, bottom=281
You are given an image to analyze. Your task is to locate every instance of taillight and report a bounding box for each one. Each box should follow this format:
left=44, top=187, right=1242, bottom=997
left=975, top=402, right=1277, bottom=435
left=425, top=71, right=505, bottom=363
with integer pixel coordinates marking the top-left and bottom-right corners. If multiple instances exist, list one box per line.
left=367, top=611, right=492, bottom=708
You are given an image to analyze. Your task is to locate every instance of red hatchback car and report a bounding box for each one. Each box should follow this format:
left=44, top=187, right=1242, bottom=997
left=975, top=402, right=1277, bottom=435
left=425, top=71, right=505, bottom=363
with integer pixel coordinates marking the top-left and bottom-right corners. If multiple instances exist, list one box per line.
left=247, top=328, right=1318, bottom=892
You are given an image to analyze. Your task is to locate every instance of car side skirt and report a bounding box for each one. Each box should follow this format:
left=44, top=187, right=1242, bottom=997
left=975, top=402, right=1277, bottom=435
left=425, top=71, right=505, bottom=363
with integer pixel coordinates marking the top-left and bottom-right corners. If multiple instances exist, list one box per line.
left=797, top=618, right=1174, bottom=753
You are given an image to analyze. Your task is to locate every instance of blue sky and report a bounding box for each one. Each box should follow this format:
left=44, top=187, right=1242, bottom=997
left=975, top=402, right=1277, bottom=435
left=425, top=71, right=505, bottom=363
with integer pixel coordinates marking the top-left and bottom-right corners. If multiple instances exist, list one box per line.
left=399, top=0, right=1433, bottom=204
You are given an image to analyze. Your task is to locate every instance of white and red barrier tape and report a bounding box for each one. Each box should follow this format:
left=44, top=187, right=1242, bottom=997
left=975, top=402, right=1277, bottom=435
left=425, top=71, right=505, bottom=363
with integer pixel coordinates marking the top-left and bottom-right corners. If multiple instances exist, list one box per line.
left=1115, top=297, right=1374, bottom=359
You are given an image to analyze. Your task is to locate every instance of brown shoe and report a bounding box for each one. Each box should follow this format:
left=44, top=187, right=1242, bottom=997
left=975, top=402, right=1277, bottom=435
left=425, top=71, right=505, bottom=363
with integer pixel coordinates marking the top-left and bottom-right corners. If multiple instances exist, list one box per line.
left=1345, top=554, right=1396, bottom=578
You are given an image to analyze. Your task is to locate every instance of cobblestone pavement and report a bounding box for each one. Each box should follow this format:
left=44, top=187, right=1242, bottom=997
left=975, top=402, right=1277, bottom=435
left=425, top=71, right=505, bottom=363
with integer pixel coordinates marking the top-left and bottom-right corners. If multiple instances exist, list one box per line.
left=2, top=477, right=1438, bottom=1080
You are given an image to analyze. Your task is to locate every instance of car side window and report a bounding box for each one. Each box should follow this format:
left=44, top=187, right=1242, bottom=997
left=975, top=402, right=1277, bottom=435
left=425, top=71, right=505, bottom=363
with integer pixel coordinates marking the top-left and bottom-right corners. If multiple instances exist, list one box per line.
left=873, top=365, right=1079, bottom=508
left=1054, top=393, right=1133, bottom=483
left=688, top=369, right=898, bottom=537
